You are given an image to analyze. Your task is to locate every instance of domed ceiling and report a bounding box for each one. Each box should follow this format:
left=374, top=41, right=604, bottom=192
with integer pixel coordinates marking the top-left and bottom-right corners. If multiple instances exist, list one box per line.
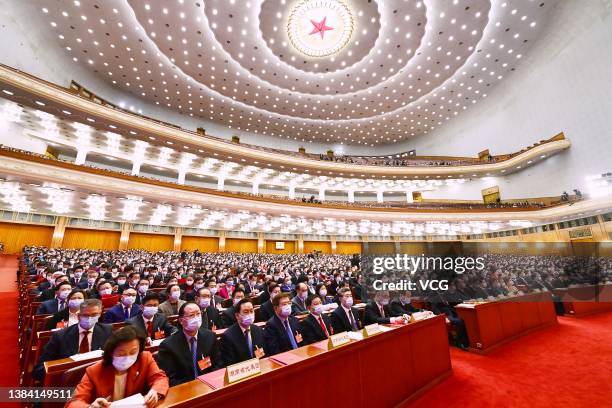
left=35, top=0, right=552, bottom=146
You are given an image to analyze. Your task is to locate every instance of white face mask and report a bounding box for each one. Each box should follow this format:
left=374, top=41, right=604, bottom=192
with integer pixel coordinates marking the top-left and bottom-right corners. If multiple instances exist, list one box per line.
left=312, top=304, right=323, bottom=315
left=79, top=315, right=99, bottom=330
left=112, top=353, right=138, bottom=372
left=100, top=288, right=112, bottom=296
left=142, top=306, right=158, bottom=319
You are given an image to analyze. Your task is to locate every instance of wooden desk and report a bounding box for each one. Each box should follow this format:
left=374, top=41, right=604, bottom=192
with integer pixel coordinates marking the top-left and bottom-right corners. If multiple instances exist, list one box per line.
left=455, top=292, right=558, bottom=354
left=553, top=283, right=612, bottom=317
left=160, top=315, right=451, bottom=408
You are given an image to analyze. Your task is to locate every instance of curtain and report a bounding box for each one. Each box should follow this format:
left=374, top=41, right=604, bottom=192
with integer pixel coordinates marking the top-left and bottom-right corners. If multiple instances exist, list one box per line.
left=336, top=242, right=362, bottom=254
left=127, top=233, right=174, bottom=251
left=303, top=241, right=332, bottom=254
left=225, top=238, right=258, bottom=253
left=181, top=236, right=219, bottom=252
left=61, top=228, right=121, bottom=250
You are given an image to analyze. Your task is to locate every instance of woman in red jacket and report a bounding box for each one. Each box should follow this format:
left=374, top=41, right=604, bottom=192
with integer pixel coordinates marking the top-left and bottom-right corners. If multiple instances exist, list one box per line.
left=67, top=326, right=169, bottom=408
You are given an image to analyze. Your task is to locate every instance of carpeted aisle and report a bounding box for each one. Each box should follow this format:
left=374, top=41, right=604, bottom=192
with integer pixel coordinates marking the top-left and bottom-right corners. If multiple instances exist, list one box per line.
left=406, top=312, right=612, bottom=408
left=0, top=255, right=20, bottom=389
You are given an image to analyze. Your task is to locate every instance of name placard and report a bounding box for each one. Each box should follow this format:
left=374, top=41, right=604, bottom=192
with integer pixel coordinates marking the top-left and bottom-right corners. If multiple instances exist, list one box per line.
left=362, top=323, right=382, bottom=337
left=224, top=358, right=261, bottom=384
left=328, top=331, right=351, bottom=349
left=410, top=311, right=431, bottom=322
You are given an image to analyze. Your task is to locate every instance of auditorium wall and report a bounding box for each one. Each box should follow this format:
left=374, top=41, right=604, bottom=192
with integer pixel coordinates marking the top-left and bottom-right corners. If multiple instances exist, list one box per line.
left=303, top=241, right=332, bottom=254
left=181, top=236, right=219, bottom=252
left=0, top=222, right=53, bottom=253
left=62, top=228, right=120, bottom=250
left=265, top=241, right=296, bottom=254
left=402, top=0, right=612, bottom=200
left=225, top=238, right=258, bottom=253
left=127, top=233, right=174, bottom=252
left=336, top=242, right=362, bottom=254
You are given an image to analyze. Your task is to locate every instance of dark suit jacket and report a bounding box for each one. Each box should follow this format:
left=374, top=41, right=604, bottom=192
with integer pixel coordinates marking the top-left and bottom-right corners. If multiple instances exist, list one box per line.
left=209, top=295, right=225, bottom=310
left=300, top=313, right=332, bottom=344
left=102, top=303, right=142, bottom=323
left=37, top=298, right=64, bottom=315
left=291, top=296, right=308, bottom=315
left=220, top=323, right=266, bottom=366
left=157, top=328, right=222, bottom=387
left=259, top=300, right=274, bottom=322
left=221, top=306, right=237, bottom=328
left=126, top=313, right=177, bottom=338
left=34, top=323, right=112, bottom=381
left=389, top=300, right=422, bottom=316
left=330, top=306, right=362, bottom=333
left=45, top=308, right=73, bottom=330
left=203, top=307, right=223, bottom=330
left=38, top=288, right=60, bottom=302
left=364, top=301, right=393, bottom=325
left=263, top=314, right=304, bottom=356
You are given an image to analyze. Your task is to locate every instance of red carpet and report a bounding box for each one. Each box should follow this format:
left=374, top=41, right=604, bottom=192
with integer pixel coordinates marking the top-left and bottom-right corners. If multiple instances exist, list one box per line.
left=406, top=312, right=612, bottom=408
left=0, top=255, right=19, bottom=389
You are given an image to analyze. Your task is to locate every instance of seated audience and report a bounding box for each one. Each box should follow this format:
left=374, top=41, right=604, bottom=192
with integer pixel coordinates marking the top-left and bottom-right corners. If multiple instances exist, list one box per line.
left=159, top=284, right=185, bottom=317
left=364, top=291, right=407, bottom=325
left=67, top=326, right=169, bottom=408
left=103, top=288, right=141, bottom=323
left=330, top=288, right=363, bottom=333
left=291, top=282, right=309, bottom=316
left=221, top=288, right=245, bottom=327
left=220, top=298, right=266, bottom=366
left=45, top=289, right=86, bottom=330
left=300, top=295, right=333, bottom=344
left=389, top=291, right=423, bottom=316
left=195, top=287, right=223, bottom=330
left=157, top=302, right=222, bottom=386
left=259, top=283, right=281, bottom=322
left=34, top=299, right=111, bottom=381
left=36, top=281, right=72, bottom=314
left=126, top=292, right=177, bottom=342
left=263, top=293, right=304, bottom=356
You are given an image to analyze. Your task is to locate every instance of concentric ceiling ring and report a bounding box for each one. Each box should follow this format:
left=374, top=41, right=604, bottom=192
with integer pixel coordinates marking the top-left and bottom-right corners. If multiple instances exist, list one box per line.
left=287, top=0, right=354, bottom=58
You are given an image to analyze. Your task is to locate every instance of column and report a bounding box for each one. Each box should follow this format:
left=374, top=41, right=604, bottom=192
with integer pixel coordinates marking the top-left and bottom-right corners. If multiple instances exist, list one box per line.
left=119, top=223, right=131, bottom=250
left=406, top=191, right=414, bottom=203
left=257, top=232, right=265, bottom=253
left=173, top=227, right=183, bottom=252
left=297, top=235, right=304, bottom=254
left=319, top=187, right=325, bottom=202
left=288, top=184, right=296, bottom=200
left=217, top=177, right=225, bottom=191
left=393, top=235, right=401, bottom=253
left=377, top=190, right=384, bottom=204
left=252, top=182, right=260, bottom=195
left=51, top=216, right=68, bottom=248
left=131, top=161, right=142, bottom=176
left=347, top=189, right=355, bottom=203
left=218, top=230, right=226, bottom=252
left=177, top=170, right=186, bottom=185
left=331, top=236, right=337, bottom=254
left=75, top=149, right=88, bottom=165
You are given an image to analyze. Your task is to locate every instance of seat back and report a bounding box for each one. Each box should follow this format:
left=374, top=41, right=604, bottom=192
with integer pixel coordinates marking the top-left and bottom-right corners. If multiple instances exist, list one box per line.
left=61, top=361, right=96, bottom=388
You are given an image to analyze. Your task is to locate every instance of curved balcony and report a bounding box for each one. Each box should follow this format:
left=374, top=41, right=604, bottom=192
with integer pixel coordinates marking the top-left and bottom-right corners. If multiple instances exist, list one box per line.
left=0, top=64, right=570, bottom=178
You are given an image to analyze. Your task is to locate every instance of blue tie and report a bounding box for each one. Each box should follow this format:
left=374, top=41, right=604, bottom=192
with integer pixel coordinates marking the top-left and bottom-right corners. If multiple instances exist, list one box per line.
left=190, top=337, right=199, bottom=377
left=124, top=307, right=130, bottom=320
left=245, top=329, right=253, bottom=358
left=284, top=319, right=298, bottom=349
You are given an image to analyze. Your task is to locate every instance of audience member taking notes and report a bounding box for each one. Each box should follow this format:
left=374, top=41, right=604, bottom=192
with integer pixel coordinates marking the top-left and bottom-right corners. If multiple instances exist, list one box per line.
left=67, top=326, right=169, bottom=408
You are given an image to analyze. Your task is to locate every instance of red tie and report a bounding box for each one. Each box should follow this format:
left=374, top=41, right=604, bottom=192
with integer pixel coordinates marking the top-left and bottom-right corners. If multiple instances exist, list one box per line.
left=146, top=321, right=153, bottom=338
left=380, top=306, right=385, bottom=318
left=79, top=331, right=90, bottom=354
left=318, top=316, right=329, bottom=338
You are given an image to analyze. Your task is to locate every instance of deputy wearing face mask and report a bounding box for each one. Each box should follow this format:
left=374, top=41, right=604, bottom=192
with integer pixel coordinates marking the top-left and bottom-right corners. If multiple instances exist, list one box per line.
left=291, top=282, right=310, bottom=315
left=263, top=292, right=304, bottom=356
left=195, top=287, right=223, bottom=330
left=221, top=288, right=246, bottom=327
left=45, top=289, right=86, bottom=330
left=126, top=293, right=177, bottom=344
left=104, top=288, right=142, bottom=323
left=34, top=299, right=112, bottom=382
left=300, top=294, right=333, bottom=344
left=67, top=326, right=169, bottom=408
left=220, top=298, right=266, bottom=366
left=159, top=284, right=186, bottom=317
left=390, top=291, right=423, bottom=316
left=157, top=302, right=221, bottom=387
left=364, top=290, right=407, bottom=325
left=330, top=287, right=363, bottom=333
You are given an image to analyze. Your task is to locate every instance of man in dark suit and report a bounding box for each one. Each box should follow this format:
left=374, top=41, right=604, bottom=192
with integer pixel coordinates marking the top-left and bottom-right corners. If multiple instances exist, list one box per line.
left=221, top=288, right=245, bottom=327
left=390, top=291, right=423, bottom=316
left=330, top=287, right=363, bottom=333
left=103, top=287, right=141, bottom=323
left=34, top=299, right=111, bottom=381
left=291, top=282, right=309, bottom=316
left=364, top=291, right=407, bottom=325
left=206, top=280, right=224, bottom=309
left=37, top=275, right=70, bottom=302
left=300, top=295, right=333, bottom=344
left=157, top=302, right=222, bottom=386
left=263, top=293, right=304, bottom=356
left=259, top=283, right=280, bottom=322
left=135, top=279, right=153, bottom=305
left=220, top=298, right=266, bottom=366
left=429, top=291, right=469, bottom=350
left=36, top=281, right=72, bottom=315
left=195, top=287, right=223, bottom=330
left=126, top=292, right=177, bottom=340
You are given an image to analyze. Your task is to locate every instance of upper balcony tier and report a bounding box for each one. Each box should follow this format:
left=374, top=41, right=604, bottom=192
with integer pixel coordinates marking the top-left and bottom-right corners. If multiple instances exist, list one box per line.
left=0, top=64, right=570, bottom=179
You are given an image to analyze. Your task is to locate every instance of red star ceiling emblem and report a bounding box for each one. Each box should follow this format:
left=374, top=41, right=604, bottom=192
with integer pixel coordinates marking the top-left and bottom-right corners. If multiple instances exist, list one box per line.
left=309, top=16, right=334, bottom=40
